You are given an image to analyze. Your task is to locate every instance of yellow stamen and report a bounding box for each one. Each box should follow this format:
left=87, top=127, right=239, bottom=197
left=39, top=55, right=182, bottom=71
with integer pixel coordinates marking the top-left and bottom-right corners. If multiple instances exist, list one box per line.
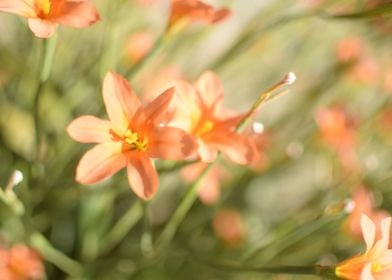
left=123, top=129, right=148, bottom=152
left=195, top=120, right=214, bottom=137
left=36, top=0, right=52, bottom=15
left=371, top=262, right=382, bottom=273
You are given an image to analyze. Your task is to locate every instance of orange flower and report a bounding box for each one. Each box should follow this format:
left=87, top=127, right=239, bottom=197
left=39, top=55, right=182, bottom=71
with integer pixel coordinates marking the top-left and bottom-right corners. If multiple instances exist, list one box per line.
left=212, top=209, right=246, bottom=247
left=336, top=215, right=392, bottom=280
left=67, top=72, right=197, bottom=200
left=0, top=0, right=100, bottom=38
left=181, top=162, right=228, bottom=205
left=346, top=186, right=389, bottom=240
left=336, top=36, right=364, bottom=63
left=125, top=31, right=154, bottom=64
left=0, top=244, right=44, bottom=280
left=315, top=106, right=358, bottom=170
left=169, top=0, right=231, bottom=28
left=169, top=71, right=259, bottom=164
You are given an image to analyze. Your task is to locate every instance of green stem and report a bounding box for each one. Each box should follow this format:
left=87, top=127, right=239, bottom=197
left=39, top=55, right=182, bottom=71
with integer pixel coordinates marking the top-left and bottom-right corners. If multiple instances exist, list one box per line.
left=33, top=34, right=58, bottom=160
left=29, top=232, right=84, bottom=277
left=155, top=163, right=215, bottom=250
left=141, top=201, right=154, bottom=256
left=125, top=33, right=168, bottom=79
left=101, top=201, right=143, bottom=255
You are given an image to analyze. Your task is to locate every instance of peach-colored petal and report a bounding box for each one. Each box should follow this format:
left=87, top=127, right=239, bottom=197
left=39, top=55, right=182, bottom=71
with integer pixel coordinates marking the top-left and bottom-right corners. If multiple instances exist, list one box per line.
left=208, top=132, right=258, bottom=165
left=361, top=214, right=376, bottom=252
left=143, top=87, right=175, bottom=124
left=361, top=263, right=375, bottom=280
left=195, top=71, right=224, bottom=112
left=76, top=143, right=127, bottom=184
left=380, top=217, right=391, bottom=248
left=0, top=0, right=36, bottom=17
left=51, top=0, right=100, bottom=28
left=28, top=18, right=56, bottom=38
left=210, top=7, right=231, bottom=23
left=67, top=115, right=114, bottom=143
left=127, top=156, right=158, bottom=200
left=198, top=138, right=218, bottom=162
left=148, top=126, right=197, bottom=160
left=103, top=72, right=142, bottom=129
left=198, top=172, right=220, bottom=205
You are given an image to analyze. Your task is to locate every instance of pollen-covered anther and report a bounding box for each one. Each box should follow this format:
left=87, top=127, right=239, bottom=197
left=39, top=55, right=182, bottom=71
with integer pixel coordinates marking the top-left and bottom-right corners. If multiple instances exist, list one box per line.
left=371, top=262, right=382, bottom=273
left=36, top=0, right=52, bottom=16
left=123, top=129, right=148, bottom=151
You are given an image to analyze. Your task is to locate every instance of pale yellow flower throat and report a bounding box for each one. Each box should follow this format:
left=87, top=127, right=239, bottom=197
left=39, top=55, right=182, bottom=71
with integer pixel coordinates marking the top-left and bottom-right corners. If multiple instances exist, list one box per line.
left=35, top=0, right=52, bottom=16
left=123, top=129, right=148, bottom=152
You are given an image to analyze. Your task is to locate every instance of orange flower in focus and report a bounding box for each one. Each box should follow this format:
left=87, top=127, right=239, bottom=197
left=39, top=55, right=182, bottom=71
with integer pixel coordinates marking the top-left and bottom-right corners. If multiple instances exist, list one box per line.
left=125, top=31, right=154, bottom=64
left=169, top=0, right=231, bottom=28
left=0, top=0, right=100, bottom=38
left=0, top=244, right=44, bottom=280
left=336, top=37, right=364, bottom=63
left=213, top=209, right=246, bottom=247
left=336, top=215, right=392, bottom=280
left=346, top=186, right=389, bottom=240
left=169, top=71, right=259, bottom=165
left=67, top=72, right=197, bottom=200
left=315, top=106, right=358, bottom=170
left=181, top=162, right=228, bottom=205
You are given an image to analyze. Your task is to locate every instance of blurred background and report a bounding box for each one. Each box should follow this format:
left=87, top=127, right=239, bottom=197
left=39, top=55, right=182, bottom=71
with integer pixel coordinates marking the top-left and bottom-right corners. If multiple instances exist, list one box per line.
left=0, top=0, right=391, bottom=279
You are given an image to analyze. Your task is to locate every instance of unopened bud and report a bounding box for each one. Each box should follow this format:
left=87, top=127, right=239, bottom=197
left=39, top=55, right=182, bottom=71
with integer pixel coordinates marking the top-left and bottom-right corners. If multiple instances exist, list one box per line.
left=283, top=72, right=296, bottom=85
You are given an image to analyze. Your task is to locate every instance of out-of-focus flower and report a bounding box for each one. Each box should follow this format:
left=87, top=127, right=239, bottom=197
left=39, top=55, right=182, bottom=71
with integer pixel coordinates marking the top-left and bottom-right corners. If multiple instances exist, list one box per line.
left=0, top=244, right=44, bottom=280
left=169, top=71, right=259, bottom=164
left=351, top=57, right=380, bottom=84
left=336, top=215, right=392, bottom=280
left=125, top=31, right=154, bottom=64
left=67, top=72, right=197, bottom=200
left=345, top=186, right=389, bottom=240
left=212, top=209, right=246, bottom=247
left=181, top=162, right=228, bottom=205
left=336, top=37, right=364, bottom=63
left=142, top=66, right=184, bottom=102
left=315, top=106, right=358, bottom=170
left=384, top=68, right=392, bottom=94
left=169, top=0, right=231, bottom=29
left=0, top=0, right=100, bottom=38
left=247, top=122, right=270, bottom=172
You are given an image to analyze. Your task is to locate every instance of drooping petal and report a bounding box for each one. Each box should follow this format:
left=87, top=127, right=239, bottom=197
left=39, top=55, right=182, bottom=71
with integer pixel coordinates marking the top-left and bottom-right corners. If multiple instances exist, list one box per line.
left=361, top=214, right=376, bottom=252
left=148, top=126, right=197, bottom=160
left=0, top=0, right=36, bottom=17
left=143, top=87, right=174, bottom=124
left=66, top=115, right=114, bottom=143
left=207, top=131, right=258, bottom=165
left=28, top=18, right=56, bottom=38
left=51, top=0, right=100, bottom=28
left=127, top=156, right=158, bottom=200
left=103, top=72, right=142, bottom=129
left=195, top=71, right=224, bottom=112
left=76, top=143, right=127, bottom=185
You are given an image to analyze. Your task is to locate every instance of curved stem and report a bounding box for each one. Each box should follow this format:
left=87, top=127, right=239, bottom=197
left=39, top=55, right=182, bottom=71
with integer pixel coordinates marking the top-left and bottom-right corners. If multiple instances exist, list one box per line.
left=33, top=34, right=58, bottom=160
left=141, top=200, right=154, bottom=256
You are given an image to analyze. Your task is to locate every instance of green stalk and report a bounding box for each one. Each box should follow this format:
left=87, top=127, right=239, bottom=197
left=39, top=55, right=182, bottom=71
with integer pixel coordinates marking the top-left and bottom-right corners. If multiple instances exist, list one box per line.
left=155, top=163, right=215, bottom=250
left=141, top=200, right=154, bottom=256
left=33, top=34, right=58, bottom=160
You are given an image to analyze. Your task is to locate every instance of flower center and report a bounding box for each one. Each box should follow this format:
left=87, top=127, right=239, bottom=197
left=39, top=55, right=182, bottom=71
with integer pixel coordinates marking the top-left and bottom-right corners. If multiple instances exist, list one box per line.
left=194, top=120, right=214, bottom=137
left=371, top=262, right=382, bottom=273
left=35, top=0, right=52, bottom=16
left=122, top=129, right=148, bottom=152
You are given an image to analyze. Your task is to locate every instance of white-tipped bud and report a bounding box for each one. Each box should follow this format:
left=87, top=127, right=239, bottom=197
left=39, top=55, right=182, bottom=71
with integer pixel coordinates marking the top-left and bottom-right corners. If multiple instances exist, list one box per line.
left=283, top=72, right=296, bottom=85
left=11, top=170, right=23, bottom=187
left=344, top=199, right=355, bottom=213
left=252, top=122, right=264, bottom=134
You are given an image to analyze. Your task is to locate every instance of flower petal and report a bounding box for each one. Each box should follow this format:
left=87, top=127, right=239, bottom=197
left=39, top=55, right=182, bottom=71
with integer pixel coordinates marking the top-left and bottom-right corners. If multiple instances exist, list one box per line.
left=143, top=87, right=174, bottom=124
left=67, top=115, right=113, bottom=143
left=51, top=0, right=100, bottom=28
left=198, top=138, right=218, bottom=162
left=28, top=18, right=56, bottom=38
left=127, top=156, right=158, bottom=200
left=360, top=263, right=375, bottom=280
left=76, top=143, right=126, bottom=185
left=206, top=131, right=258, bottom=165
left=103, top=72, right=141, bottom=129
left=0, top=0, right=36, bottom=17
left=361, top=214, right=376, bottom=252
left=148, top=127, right=197, bottom=160
left=380, top=217, right=391, bottom=248
left=195, top=71, right=224, bottom=112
